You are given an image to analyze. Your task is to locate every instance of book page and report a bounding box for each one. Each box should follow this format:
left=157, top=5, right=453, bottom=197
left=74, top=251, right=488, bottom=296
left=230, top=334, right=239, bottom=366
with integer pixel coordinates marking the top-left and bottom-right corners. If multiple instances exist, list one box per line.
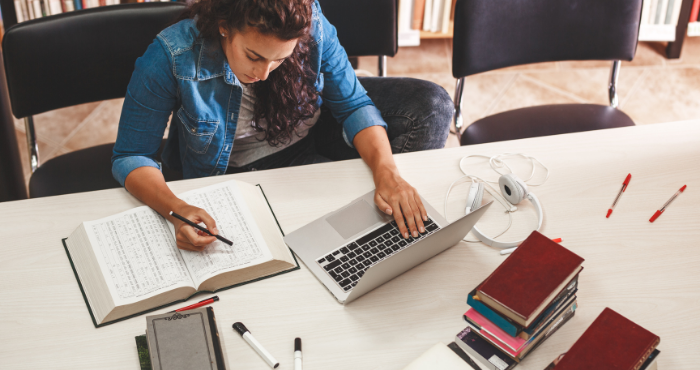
left=175, top=181, right=274, bottom=288
left=85, top=206, right=195, bottom=306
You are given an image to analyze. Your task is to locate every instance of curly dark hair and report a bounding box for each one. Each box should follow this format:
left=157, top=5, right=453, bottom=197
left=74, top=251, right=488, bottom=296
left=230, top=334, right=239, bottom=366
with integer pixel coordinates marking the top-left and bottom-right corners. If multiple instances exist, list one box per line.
left=179, top=0, right=319, bottom=146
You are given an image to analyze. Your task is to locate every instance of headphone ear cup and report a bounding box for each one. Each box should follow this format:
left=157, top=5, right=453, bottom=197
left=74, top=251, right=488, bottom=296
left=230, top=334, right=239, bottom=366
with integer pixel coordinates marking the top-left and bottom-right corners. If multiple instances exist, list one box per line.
left=499, top=174, right=528, bottom=204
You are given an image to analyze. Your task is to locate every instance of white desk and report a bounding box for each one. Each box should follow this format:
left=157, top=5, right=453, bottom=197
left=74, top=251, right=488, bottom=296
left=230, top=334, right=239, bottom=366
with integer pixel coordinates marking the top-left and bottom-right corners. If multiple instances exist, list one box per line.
left=1, top=121, right=698, bottom=369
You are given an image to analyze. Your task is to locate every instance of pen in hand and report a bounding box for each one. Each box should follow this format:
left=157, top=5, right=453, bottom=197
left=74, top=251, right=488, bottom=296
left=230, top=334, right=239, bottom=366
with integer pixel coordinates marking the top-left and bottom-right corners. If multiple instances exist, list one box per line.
left=169, top=211, right=233, bottom=246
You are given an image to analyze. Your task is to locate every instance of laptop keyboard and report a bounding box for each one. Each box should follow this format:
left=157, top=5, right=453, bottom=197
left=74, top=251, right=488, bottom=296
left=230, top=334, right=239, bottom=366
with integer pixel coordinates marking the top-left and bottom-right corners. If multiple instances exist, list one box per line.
left=316, top=217, right=441, bottom=292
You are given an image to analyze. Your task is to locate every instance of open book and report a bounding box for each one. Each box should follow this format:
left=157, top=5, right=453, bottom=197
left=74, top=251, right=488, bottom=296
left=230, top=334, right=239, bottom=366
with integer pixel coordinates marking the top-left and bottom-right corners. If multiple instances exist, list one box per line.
left=63, top=180, right=298, bottom=327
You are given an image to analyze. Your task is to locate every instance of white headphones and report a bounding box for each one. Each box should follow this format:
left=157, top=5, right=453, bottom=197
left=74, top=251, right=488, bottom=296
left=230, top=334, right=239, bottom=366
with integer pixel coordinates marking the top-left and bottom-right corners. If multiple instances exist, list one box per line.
left=445, top=153, right=548, bottom=249
left=467, top=173, right=543, bottom=248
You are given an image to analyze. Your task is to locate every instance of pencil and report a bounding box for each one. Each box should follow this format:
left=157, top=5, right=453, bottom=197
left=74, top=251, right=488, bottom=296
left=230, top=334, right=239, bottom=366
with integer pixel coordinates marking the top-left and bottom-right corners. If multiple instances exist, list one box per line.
left=169, top=211, right=233, bottom=246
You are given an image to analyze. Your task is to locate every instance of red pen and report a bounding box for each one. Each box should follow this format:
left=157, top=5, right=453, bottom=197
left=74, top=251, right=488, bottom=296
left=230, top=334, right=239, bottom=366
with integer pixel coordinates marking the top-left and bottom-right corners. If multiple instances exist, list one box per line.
left=649, top=185, right=687, bottom=223
left=607, top=173, right=631, bottom=218
left=168, top=295, right=219, bottom=313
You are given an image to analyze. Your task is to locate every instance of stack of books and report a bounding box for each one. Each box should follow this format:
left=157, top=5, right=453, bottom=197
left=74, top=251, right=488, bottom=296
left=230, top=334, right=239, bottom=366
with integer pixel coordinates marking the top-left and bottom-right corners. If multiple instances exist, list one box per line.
left=454, top=231, right=584, bottom=370
left=544, top=307, right=660, bottom=370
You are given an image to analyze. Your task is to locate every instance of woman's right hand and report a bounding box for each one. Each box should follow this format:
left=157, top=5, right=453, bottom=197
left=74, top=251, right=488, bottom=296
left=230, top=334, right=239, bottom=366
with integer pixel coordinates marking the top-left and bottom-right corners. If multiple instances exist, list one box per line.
left=170, top=204, right=219, bottom=252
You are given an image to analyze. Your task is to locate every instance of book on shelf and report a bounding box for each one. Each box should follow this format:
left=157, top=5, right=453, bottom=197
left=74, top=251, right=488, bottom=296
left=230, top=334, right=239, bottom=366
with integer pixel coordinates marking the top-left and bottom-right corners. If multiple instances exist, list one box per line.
left=63, top=180, right=299, bottom=327
left=135, top=307, right=229, bottom=370
left=422, top=0, right=433, bottom=31
left=544, top=307, right=660, bottom=370
left=691, top=0, right=700, bottom=23
left=475, top=231, right=584, bottom=328
left=412, top=0, right=426, bottom=30
left=13, top=0, right=169, bottom=23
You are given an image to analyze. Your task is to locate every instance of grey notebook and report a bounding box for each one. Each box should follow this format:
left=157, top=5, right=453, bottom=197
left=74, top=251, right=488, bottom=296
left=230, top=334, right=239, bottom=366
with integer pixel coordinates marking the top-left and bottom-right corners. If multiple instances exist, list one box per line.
left=146, top=307, right=228, bottom=370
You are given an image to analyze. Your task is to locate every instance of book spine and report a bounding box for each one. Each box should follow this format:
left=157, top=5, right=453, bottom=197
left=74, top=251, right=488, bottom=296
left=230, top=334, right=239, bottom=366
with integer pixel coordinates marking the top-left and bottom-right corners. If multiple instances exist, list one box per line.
left=467, top=294, right=521, bottom=337
left=48, top=0, right=62, bottom=15
left=691, top=0, right=700, bottom=22
left=32, top=0, right=43, bottom=18
left=441, top=0, right=452, bottom=33
left=669, top=0, right=684, bottom=25
left=649, top=0, right=659, bottom=23
left=665, top=0, right=676, bottom=23
left=632, top=338, right=660, bottom=370
left=430, top=0, right=442, bottom=32
left=422, top=0, right=433, bottom=31
left=73, top=0, right=81, bottom=10
left=641, top=0, right=652, bottom=24
left=206, top=307, right=227, bottom=370
left=27, top=0, right=35, bottom=19
left=412, top=0, right=426, bottom=30
left=655, top=0, right=669, bottom=24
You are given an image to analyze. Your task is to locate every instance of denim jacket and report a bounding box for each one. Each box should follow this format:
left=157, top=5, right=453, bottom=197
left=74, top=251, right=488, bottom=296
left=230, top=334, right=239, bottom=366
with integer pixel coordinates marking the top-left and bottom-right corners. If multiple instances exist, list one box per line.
left=112, top=0, right=386, bottom=186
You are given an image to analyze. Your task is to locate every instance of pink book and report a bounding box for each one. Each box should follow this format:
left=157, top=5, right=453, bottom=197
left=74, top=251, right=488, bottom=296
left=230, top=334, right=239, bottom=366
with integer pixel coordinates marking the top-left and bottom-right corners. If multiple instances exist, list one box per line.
left=464, top=308, right=527, bottom=356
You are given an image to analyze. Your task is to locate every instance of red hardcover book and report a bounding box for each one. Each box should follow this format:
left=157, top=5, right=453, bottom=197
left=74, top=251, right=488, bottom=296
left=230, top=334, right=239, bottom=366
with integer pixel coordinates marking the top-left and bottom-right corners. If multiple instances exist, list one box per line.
left=690, top=0, right=700, bottom=23
left=476, top=231, right=584, bottom=327
left=553, top=307, right=660, bottom=370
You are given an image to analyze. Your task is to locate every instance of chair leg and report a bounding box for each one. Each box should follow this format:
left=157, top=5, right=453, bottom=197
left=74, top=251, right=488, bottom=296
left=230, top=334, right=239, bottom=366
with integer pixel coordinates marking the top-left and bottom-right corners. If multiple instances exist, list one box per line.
left=609, top=60, right=621, bottom=108
left=378, top=55, right=387, bottom=77
left=24, top=116, right=40, bottom=172
left=453, top=77, right=466, bottom=142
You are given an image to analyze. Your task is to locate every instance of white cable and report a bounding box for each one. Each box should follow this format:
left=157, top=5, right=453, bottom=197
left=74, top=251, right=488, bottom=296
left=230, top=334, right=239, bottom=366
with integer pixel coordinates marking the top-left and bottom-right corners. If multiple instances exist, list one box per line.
left=444, top=175, right=513, bottom=243
left=447, top=153, right=549, bottom=243
left=458, top=153, right=550, bottom=186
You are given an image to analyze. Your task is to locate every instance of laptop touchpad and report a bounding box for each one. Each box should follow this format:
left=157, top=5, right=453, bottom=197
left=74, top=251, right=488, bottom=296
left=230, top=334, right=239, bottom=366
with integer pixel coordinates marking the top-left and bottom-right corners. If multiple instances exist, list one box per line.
left=326, top=199, right=385, bottom=239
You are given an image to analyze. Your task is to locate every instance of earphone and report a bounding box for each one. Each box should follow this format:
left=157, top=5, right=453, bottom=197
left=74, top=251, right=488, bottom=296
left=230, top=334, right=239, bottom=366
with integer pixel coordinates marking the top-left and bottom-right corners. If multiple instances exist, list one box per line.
left=444, top=153, right=549, bottom=249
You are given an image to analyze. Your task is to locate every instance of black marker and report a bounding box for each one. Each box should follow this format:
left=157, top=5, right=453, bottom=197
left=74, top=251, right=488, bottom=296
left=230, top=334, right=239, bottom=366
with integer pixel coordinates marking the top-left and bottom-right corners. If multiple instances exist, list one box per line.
left=233, top=322, right=279, bottom=368
left=169, top=211, right=233, bottom=246
left=294, top=338, right=302, bottom=370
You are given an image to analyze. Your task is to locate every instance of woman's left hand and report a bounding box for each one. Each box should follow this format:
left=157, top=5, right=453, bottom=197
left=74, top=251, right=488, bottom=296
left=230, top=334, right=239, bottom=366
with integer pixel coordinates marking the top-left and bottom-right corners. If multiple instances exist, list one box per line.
left=373, top=167, right=428, bottom=240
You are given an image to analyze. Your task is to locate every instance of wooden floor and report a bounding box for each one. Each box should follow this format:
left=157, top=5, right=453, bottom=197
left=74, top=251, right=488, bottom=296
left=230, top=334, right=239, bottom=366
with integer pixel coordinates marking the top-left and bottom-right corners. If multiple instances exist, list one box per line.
left=12, top=37, right=700, bottom=183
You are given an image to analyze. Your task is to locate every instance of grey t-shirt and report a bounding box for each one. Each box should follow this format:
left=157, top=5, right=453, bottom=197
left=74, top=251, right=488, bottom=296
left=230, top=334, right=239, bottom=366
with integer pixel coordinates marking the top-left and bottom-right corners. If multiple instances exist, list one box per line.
left=227, top=83, right=321, bottom=167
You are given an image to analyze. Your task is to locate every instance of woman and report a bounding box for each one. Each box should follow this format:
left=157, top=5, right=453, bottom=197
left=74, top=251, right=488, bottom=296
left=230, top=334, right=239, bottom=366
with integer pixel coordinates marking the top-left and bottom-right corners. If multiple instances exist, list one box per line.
left=112, top=0, right=453, bottom=252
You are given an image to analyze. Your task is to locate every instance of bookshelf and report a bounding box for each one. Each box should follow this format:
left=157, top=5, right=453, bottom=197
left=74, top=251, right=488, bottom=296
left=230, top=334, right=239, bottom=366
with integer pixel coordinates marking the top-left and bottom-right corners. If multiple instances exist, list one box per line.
left=406, top=0, right=694, bottom=59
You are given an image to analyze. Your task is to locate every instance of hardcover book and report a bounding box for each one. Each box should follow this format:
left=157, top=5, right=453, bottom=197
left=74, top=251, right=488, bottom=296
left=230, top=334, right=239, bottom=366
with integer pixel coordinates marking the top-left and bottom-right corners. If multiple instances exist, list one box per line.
left=146, top=307, right=228, bottom=370
left=455, top=326, right=517, bottom=370
left=402, top=342, right=481, bottom=370
left=549, top=307, right=660, bottom=370
left=465, top=297, right=578, bottom=361
left=476, top=231, right=584, bottom=327
left=63, top=180, right=299, bottom=327
left=467, top=275, right=578, bottom=339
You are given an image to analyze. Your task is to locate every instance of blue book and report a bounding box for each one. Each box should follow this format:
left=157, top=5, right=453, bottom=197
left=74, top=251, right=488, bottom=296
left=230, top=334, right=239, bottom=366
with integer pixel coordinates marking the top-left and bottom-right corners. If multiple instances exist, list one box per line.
left=466, top=275, right=579, bottom=338
left=467, top=288, right=520, bottom=337
left=74, top=0, right=82, bottom=10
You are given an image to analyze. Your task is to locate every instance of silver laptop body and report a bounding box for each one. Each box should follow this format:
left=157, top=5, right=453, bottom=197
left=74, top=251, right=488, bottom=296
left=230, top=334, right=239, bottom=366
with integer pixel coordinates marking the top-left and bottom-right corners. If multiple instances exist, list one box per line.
left=284, top=190, right=492, bottom=304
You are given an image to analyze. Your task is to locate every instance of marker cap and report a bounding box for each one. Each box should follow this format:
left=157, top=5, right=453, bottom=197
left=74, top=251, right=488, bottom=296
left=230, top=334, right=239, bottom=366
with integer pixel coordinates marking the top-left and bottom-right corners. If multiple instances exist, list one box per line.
left=232, top=322, right=248, bottom=336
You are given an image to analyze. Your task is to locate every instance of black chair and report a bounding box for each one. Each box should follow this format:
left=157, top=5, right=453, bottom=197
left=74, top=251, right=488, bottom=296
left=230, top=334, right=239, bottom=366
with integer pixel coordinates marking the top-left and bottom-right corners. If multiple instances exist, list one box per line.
left=318, top=0, right=397, bottom=76
left=1, top=1, right=395, bottom=199
left=452, top=0, right=642, bottom=146
left=2, top=3, right=186, bottom=198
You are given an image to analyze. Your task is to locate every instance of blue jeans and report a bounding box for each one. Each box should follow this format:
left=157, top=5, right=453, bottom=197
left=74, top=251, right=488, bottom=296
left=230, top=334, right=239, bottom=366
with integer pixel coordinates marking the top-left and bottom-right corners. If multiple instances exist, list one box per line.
left=226, top=77, right=453, bottom=173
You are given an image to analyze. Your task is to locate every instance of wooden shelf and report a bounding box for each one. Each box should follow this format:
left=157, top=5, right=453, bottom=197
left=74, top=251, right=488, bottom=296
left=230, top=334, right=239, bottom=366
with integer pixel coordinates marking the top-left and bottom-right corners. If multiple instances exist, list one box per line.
left=419, top=21, right=454, bottom=39
left=420, top=20, right=455, bottom=40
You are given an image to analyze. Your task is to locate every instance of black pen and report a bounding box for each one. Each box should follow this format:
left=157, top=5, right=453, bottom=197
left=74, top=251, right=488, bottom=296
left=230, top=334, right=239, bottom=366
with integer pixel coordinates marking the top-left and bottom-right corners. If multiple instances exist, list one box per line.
left=169, top=211, right=233, bottom=246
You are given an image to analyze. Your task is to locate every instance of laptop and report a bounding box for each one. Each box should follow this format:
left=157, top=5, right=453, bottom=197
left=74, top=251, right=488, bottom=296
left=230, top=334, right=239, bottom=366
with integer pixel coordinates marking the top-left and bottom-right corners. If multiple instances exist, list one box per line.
left=284, top=190, right=492, bottom=304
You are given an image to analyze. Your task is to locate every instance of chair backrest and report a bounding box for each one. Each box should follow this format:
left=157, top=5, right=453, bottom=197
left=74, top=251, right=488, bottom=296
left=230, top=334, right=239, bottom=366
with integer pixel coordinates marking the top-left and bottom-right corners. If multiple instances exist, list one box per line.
left=317, top=0, right=397, bottom=58
left=2, top=3, right=185, bottom=118
left=452, top=0, right=643, bottom=78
